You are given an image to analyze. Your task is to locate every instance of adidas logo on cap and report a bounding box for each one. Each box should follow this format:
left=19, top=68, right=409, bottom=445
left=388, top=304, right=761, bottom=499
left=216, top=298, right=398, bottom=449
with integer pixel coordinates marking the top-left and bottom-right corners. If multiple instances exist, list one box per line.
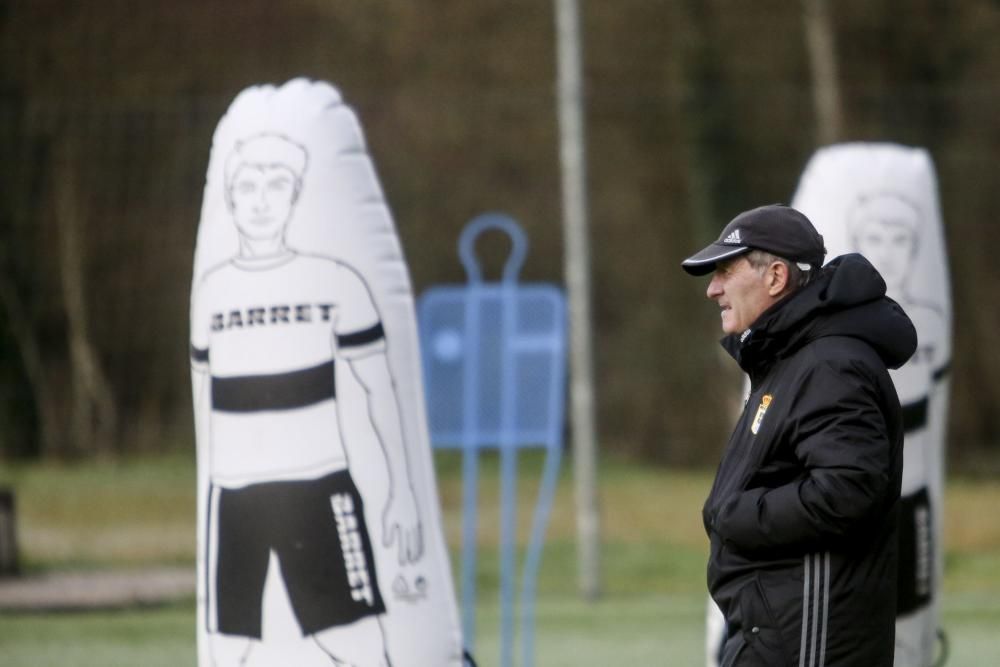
left=723, top=229, right=742, bottom=245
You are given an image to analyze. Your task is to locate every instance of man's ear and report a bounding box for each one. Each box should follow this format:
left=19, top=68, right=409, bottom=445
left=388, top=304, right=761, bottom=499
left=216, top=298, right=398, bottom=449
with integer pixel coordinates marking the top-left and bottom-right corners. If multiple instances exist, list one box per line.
left=767, top=261, right=789, bottom=297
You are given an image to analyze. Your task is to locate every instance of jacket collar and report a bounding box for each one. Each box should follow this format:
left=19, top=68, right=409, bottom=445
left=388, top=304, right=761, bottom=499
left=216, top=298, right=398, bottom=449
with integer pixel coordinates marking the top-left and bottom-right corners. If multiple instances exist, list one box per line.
left=720, top=253, right=917, bottom=377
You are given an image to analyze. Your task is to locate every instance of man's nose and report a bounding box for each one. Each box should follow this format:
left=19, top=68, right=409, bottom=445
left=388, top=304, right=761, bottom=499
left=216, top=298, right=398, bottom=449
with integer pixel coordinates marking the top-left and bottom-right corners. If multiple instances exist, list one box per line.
left=706, top=276, right=723, bottom=299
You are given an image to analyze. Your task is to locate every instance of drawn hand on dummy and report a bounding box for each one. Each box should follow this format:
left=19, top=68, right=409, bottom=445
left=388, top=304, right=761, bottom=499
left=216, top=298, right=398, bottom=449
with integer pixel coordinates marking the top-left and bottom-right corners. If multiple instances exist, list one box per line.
left=383, top=487, right=424, bottom=565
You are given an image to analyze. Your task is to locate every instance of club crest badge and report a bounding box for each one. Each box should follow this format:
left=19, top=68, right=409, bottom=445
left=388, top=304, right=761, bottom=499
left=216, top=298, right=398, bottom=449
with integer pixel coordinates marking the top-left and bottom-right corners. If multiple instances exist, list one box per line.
left=751, top=394, right=773, bottom=435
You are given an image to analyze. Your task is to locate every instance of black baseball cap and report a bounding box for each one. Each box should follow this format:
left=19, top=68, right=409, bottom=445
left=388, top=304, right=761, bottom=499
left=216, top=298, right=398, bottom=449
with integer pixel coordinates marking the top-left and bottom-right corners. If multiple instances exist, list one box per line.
left=681, top=204, right=827, bottom=276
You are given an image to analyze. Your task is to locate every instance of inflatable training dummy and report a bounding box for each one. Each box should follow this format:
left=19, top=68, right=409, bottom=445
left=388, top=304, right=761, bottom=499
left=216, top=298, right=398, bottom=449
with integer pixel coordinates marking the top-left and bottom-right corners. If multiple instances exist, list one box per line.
left=190, top=78, right=463, bottom=666
left=791, top=143, right=951, bottom=667
left=704, top=143, right=951, bottom=667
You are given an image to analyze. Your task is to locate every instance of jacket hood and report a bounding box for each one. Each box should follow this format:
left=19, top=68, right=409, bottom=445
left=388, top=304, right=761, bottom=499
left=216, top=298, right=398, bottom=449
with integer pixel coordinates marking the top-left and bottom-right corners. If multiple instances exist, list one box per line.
left=722, top=253, right=917, bottom=374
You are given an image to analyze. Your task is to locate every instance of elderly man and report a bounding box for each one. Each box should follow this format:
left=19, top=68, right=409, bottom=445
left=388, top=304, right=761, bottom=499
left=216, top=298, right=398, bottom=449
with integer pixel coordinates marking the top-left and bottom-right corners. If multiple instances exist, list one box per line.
left=682, top=204, right=916, bottom=666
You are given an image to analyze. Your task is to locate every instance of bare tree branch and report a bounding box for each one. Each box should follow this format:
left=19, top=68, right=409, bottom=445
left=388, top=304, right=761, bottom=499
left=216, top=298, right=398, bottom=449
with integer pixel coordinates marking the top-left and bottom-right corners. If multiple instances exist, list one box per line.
left=54, top=139, right=119, bottom=457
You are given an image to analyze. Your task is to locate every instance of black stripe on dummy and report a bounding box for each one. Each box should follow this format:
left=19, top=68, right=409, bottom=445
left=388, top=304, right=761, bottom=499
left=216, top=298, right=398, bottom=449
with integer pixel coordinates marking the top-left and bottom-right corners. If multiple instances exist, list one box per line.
left=212, top=360, right=335, bottom=413
left=191, top=346, right=209, bottom=363
left=901, top=398, right=929, bottom=434
left=932, top=361, right=951, bottom=383
left=337, top=322, right=384, bottom=348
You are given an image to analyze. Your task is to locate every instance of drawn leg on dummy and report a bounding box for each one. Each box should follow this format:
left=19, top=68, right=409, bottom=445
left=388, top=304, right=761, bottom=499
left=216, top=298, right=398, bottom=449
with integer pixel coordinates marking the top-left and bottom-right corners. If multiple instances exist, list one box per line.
left=209, top=635, right=255, bottom=667
left=313, top=617, right=392, bottom=667
left=894, top=435, right=936, bottom=667
left=206, top=483, right=262, bottom=667
left=894, top=488, right=936, bottom=666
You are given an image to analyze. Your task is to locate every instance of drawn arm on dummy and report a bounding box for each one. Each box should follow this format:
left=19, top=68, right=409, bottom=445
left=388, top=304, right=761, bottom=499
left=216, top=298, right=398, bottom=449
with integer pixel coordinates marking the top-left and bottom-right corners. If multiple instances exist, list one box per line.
left=345, top=352, right=424, bottom=566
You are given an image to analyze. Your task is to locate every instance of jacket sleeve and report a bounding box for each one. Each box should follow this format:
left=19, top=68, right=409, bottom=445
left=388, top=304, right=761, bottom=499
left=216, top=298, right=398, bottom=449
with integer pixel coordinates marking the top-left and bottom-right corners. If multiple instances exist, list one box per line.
left=713, top=359, right=896, bottom=555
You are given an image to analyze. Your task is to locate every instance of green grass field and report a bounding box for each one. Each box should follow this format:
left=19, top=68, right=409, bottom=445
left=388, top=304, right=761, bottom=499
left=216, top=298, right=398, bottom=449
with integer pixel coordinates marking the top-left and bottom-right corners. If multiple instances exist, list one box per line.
left=1, top=452, right=999, bottom=666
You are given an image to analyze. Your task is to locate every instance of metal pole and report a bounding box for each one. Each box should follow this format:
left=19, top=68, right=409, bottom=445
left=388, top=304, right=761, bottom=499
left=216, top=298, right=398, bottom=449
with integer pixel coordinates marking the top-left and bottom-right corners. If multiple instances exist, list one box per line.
left=554, top=0, right=601, bottom=600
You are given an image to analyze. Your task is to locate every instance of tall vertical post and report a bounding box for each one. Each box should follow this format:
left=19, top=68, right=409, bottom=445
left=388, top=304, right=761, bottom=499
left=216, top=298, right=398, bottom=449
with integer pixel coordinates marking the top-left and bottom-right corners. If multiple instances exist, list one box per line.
left=802, top=0, right=844, bottom=145
left=554, top=0, right=601, bottom=600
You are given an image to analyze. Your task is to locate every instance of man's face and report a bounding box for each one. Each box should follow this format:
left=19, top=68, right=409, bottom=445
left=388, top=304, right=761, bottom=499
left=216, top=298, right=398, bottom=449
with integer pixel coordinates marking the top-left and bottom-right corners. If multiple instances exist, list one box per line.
left=228, top=164, right=299, bottom=240
left=706, top=256, right=774, bottom=334
left=853, top=219, right=916, bottom=293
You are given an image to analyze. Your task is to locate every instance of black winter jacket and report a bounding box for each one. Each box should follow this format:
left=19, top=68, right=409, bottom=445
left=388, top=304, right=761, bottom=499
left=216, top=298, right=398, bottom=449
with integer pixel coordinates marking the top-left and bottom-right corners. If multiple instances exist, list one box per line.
left=704, top=254, right=917, bottom=667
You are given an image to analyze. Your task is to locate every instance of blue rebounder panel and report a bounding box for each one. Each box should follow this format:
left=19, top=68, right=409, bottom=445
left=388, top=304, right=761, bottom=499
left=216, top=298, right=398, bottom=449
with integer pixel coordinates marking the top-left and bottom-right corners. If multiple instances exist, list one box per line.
left=418, top=213, right=567, bottom=667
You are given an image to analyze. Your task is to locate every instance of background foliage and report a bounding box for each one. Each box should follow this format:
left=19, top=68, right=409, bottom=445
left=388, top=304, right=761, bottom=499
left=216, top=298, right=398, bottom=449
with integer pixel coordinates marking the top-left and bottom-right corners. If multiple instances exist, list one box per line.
left=1, top=1, right=999, bottom=466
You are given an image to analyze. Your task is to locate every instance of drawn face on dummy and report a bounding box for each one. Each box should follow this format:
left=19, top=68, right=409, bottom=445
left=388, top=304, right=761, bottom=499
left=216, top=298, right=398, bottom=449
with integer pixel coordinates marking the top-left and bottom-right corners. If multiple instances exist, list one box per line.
left=229, top=164, right=299, bottom=241
left=224, top=133, right=307, bottom=249
left=849, top=194, right=920, bottom=295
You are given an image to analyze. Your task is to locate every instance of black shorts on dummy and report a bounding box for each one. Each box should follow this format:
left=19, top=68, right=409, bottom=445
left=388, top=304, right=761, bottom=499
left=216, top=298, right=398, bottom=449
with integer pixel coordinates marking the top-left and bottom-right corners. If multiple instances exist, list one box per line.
left=209, top=469, right=386, bottom=638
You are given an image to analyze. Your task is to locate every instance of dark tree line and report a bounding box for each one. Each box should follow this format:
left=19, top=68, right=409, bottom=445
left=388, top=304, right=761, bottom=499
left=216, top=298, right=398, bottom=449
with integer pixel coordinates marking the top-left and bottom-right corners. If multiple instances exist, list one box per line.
left=1, top=0, right=998, bottom=467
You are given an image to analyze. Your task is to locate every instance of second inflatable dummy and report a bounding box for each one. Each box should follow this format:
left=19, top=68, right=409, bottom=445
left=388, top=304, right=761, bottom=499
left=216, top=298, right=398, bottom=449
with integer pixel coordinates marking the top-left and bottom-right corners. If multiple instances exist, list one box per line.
left=792, top=142, right=952, bottom=667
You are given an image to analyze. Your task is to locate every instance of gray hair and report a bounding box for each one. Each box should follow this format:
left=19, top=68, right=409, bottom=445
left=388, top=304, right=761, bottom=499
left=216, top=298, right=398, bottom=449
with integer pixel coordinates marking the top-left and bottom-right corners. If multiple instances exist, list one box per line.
left=745, top=249, right=815, bottom=289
